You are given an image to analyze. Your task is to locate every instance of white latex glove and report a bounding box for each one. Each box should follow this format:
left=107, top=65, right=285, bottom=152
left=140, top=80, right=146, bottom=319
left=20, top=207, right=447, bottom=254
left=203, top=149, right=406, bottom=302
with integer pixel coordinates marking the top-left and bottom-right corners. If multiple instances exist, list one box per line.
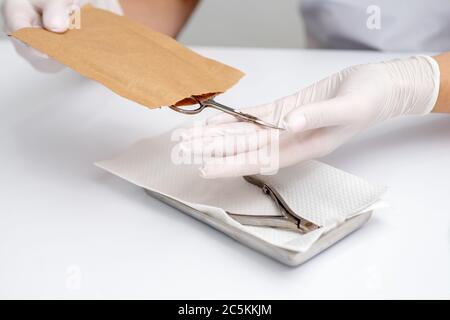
left=2, top=0, right=122, bottom=73
left=181, top=56, right=440, bottom=178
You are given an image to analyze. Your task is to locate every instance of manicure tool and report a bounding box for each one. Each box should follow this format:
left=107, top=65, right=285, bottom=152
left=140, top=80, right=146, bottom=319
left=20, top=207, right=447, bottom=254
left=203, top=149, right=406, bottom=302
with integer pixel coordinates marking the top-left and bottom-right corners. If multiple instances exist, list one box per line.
left=170, top=96, right=284, bottom=130
left=228, top=176, right=320, bottom=234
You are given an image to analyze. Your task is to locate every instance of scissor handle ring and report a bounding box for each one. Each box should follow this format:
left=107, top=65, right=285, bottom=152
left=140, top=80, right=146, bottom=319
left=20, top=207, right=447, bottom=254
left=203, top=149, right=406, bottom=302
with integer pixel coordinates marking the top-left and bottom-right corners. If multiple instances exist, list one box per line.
left=169, top=96, right=209, bottom=114
left=169, top=104, right=205, bottom=115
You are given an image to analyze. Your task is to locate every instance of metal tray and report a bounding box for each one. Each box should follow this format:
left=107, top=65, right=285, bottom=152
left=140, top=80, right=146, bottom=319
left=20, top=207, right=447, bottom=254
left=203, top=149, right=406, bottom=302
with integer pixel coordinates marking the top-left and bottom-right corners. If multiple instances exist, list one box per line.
left=145, top=189, right=372, bottom=266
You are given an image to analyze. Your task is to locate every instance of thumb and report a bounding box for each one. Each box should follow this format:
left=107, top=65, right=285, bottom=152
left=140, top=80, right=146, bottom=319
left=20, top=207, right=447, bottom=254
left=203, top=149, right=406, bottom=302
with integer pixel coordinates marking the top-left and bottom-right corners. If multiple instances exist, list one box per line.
left=42, top=0, right=78, bottom=33
left=283, top=96, right=354, bottom=132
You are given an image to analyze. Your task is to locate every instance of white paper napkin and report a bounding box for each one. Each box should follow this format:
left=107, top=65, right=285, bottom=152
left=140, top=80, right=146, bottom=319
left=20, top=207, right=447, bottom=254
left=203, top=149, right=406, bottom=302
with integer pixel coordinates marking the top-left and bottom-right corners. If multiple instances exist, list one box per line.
left=96, top=130, right=386, bottom=252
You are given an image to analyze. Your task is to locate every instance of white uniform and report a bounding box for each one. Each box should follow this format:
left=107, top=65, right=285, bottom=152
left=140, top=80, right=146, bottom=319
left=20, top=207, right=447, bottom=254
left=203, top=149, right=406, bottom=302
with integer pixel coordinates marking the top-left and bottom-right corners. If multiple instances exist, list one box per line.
left=301, top=0, right=450, bottom=51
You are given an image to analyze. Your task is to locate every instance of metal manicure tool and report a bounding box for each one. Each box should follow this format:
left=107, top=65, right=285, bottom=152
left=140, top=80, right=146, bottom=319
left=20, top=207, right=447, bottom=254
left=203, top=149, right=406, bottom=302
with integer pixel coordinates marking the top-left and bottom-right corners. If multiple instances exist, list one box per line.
left=170, top=96, right=285, bottom=130
left=228, top=176, right=320, bottom=234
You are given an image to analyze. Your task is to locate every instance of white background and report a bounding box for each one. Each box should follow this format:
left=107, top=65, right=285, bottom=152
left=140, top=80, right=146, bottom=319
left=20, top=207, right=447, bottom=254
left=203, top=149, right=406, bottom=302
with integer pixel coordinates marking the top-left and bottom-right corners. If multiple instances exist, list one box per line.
left=1, top=41, right=449, bottom=299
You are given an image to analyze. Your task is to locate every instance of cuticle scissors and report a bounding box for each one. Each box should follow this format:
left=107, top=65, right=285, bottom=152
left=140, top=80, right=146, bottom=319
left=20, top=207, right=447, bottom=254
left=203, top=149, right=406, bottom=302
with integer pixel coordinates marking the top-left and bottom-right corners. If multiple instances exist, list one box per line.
left=228, top=176, right=320, bottom=234
left=170, top=96, right=285, bottom=130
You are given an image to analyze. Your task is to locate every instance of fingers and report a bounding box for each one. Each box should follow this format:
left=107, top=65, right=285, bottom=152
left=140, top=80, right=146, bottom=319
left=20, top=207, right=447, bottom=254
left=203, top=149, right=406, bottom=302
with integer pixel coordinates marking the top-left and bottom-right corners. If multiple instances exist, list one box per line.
left=42, top=0, right=76, bottom=33
left=182, top=98, right=352, bottom=178
left=197, top=134, right=300, bottom=179
left=276, top=129, right=334, bottom=167
left=2, top=0, right=39, bottom=33
left=283, top=96, right=355, bottom=132
left=182, top=127, right=276, bottom=157
left=179, top=117, right=282, bottom=158
left=199, top=126, right=355, bottom=179
left=4, top=0, right=75, bottom=33
left=2, top=0, right=68, bottom=72
left=205, top=89, right=314, bottom=127
left=180, top=121, right=271, bottom=140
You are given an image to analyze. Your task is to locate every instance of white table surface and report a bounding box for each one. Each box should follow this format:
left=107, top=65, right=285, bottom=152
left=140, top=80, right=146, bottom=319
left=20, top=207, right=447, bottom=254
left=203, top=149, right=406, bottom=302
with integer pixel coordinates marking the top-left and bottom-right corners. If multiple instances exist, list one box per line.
left=0, top=41, right=449, bottom=299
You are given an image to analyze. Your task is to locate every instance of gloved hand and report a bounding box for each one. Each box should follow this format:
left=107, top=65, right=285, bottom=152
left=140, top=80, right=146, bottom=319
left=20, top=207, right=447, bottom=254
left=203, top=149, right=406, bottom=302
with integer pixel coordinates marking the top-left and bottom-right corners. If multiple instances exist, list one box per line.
left=181, top=56, right=440, bottom=178
left=2, top=0, right=122, bottom=73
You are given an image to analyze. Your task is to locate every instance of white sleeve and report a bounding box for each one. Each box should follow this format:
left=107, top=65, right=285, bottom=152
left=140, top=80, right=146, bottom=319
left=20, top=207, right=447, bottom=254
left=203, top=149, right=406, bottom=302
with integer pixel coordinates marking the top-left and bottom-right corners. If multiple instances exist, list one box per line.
left=89, top=0, right=123, bottom=16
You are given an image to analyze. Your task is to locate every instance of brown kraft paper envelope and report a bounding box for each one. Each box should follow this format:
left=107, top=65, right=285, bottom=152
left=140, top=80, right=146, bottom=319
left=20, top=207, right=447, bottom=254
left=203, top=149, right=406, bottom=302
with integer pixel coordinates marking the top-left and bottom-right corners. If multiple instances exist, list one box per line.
left=11, top=5, right=245, bottom=108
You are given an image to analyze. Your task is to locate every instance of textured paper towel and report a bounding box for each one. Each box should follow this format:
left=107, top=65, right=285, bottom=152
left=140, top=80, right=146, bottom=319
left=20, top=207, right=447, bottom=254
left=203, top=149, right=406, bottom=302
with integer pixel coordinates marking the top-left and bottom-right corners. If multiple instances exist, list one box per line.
left=12, top=5, right=244, bottom=108
left=96, top=129, right=385, bottom=252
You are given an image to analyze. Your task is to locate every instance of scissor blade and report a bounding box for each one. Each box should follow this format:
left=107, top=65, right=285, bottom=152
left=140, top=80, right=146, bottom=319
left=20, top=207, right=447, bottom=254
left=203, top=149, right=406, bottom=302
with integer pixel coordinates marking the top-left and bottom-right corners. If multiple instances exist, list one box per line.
left=204, top=99, right=285, bottom=130
left=227, top=213, right=303, bottom=232
left=229, top=110, right=285, bottom=130
left=251, top=118, right=286, bottom=130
